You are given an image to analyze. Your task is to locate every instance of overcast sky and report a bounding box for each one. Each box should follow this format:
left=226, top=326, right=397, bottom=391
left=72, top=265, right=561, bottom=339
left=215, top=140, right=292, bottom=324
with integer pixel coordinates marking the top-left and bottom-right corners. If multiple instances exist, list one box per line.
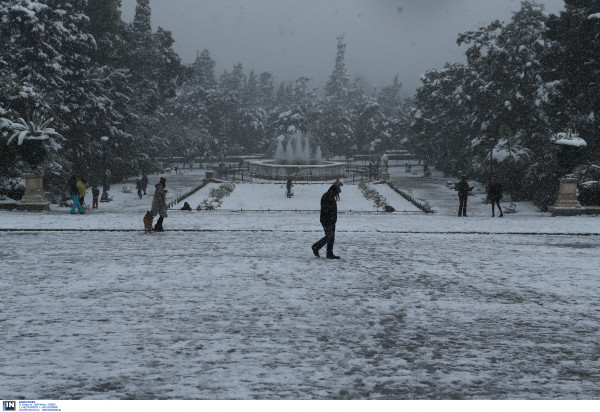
left=120, top=0, right=565, bottom=95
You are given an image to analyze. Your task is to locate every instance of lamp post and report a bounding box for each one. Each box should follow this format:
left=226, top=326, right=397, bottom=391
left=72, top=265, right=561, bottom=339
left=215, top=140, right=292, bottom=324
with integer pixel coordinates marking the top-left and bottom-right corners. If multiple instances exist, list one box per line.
left=100, top=136, right=110, bottom=202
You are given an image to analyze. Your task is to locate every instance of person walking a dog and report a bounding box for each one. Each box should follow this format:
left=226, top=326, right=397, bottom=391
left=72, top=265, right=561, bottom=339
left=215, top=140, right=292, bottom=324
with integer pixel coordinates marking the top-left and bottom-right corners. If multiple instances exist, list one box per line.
left=151, top=177, right=168, bottom=231
left=311, top=183, right=342, bottom=259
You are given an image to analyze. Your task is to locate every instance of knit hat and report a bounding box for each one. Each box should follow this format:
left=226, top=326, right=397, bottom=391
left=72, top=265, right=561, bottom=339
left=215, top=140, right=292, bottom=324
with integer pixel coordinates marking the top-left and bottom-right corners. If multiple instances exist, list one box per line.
left=160, top=177, right=166, bottom=183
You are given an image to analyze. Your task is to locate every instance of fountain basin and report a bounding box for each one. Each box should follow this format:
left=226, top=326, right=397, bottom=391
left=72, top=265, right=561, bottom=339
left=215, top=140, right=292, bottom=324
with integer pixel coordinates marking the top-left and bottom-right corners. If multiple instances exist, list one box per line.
left=249, top=160, right=346, bottom=181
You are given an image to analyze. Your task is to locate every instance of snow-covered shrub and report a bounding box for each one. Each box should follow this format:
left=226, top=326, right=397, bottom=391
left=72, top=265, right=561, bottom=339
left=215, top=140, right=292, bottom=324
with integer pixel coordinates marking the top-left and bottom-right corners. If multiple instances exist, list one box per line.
left=0, top=177, right=25, bottom=200
left=578, top=181, right=600, bottom=206
left=198, top=183, right=235, bottom=210
left=358, top=182, right=389, bottom=209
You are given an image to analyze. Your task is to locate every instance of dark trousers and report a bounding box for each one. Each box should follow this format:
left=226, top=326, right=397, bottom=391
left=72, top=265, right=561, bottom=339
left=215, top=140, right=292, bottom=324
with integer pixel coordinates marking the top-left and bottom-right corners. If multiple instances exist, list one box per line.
left=491, top=199, right=502, bottom=216
left=92, top=197, right=98, bottom=208
left=313, top=224, right=335, bottom=255
left=458, top=195, right=468, bottom=216
left=155, top=216, right=164, bottom=230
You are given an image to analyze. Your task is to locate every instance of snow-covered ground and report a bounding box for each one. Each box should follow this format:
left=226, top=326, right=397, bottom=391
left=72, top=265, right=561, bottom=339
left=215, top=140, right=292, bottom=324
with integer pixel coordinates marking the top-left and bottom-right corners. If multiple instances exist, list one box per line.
left=1, top=165, right=599, bottom=399
left=184, top=182, right=420, bottom=212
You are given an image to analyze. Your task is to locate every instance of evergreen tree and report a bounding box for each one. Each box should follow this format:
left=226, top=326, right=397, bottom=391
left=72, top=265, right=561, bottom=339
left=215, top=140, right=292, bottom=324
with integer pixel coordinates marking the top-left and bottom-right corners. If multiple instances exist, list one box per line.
left=191, top=49, right=217, bottom=89
left=257, top=72, right=275, bottom=107
left=133, top=0, right=152, bottom=34
left=545, top=0, right=600, bottom=157
left=244, top=71, right=258, bottom=105
left=325, top=35, right=351, bottom=100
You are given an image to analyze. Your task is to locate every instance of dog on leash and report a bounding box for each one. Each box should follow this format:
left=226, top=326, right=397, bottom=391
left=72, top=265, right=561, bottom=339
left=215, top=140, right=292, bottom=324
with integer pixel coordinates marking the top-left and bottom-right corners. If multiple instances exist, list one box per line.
left=143, top=210, right=153, bottom=233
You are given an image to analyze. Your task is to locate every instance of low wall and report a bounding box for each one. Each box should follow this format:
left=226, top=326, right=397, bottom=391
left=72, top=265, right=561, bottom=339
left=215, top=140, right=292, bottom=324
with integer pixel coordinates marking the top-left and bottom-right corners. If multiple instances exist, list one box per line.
left=248, top=161, right=346, bottom=181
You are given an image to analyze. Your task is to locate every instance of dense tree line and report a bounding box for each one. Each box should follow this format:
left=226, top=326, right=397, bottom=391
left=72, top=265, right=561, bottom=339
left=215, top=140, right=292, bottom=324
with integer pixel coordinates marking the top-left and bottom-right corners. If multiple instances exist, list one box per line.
left=0, top=1, right=408, bottom=200
left=407, top=1, right=600, bottom=208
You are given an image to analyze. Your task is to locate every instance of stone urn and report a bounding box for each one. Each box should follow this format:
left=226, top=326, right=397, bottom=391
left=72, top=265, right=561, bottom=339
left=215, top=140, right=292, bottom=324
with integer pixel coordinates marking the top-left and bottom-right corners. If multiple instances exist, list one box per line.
left=550, top=177, right=583, bottom=216
left=19, top=140, right=50, bottom=211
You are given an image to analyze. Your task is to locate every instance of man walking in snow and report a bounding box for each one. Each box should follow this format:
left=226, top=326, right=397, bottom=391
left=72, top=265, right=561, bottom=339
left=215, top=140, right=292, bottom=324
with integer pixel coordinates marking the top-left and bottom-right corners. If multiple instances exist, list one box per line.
left=136, top=178, right=143, bottom=199
left=312, top=183, right=342, bottom=259
left=286, top=177, right=294, bottom=198
left=141, top=174, right=149, bottom=195
left=151, top=177, right=168, bottom=231
left=486, top=176, right=504, bottom=217
left=456, top=175, right=473, bottom=217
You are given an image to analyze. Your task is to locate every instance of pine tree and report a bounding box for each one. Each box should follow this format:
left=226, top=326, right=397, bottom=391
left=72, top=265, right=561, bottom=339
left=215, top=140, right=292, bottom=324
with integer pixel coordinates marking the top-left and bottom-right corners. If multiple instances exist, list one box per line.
left=325, top=35, right=350, bottom=100
left=191, top=49, right=216, bottom=89
left=133, top=0, right=152, bottom=34
left=545, top=0, right=600, bottom=157
left=244, top=71, right=258, bottom=105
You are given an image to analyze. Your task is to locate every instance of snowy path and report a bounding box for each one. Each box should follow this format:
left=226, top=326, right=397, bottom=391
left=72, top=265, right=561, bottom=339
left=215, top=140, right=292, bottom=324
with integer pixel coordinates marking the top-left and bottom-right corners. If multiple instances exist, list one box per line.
left=1, top=227, right=599, bottom=399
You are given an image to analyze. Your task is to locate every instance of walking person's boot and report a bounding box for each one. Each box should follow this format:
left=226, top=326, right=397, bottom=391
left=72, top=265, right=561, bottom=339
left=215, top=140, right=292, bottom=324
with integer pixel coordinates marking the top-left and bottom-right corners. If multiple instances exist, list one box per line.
left=312, top=246, right=320, bottom=257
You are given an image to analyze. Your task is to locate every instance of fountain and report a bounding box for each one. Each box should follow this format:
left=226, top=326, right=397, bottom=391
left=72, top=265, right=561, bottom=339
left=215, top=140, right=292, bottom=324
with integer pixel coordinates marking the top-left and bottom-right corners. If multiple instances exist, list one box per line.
left=249, top=130, right=346, bottom=180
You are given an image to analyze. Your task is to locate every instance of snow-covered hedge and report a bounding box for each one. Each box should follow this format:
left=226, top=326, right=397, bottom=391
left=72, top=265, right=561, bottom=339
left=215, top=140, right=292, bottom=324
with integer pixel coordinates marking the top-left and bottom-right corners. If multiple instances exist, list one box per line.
left=0, top=177, right=25, bottom=200
left=198, top=183, right=235, bottom=210
left=358, top=182, right=389, bottom=209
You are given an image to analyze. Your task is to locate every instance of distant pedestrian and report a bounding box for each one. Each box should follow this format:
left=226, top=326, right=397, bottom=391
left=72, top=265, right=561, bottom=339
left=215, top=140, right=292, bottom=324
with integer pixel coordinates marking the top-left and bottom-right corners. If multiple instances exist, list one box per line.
left=151, top=177, right=168, bottom=231
left=456, top=175, right=474, bottom=217
left=92, top=185, right=100, bottom=209
left=136, top=178, right=142, bottom=199
left=68, top=175, right=84, bottom=214
left=286, top=177, right=294, bottom=198
left=181, top=201, right=192, bottom=211
left=174, top=166, right=178, bottom=175
left=311, top=184, right=342, bottom=259
left=77, top=174, right=86, bottom=206
left=486, top=176, right=504, bottom=217
left=141, top=174, right=149, bottom=195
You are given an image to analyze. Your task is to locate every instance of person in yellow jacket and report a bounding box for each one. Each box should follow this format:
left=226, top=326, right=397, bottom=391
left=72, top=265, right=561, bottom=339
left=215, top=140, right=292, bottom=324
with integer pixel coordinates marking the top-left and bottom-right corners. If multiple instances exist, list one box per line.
left=77, top=174, right=87, bottom=206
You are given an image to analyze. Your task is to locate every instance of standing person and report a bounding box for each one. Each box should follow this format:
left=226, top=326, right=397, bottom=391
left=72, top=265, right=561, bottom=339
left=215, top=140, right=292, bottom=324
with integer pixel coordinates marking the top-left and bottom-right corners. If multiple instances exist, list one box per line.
left=486, top=176, right=504, bottom=217
left=286, top=177, right=294, bottom=198
left=141, top=174, right=149, bottom=195
left=68, top=175, right=84, bottom=214
left=136, top=178, right=143, bottom=199
left=456, top=175, right=474, bottom=217
left=151, top=177, right=168, bottom=231
left=76, top=174, right=86, bottom=206
left=311, top=184, right=342, bottom=259
left=92, top=185, right=100, bottom=209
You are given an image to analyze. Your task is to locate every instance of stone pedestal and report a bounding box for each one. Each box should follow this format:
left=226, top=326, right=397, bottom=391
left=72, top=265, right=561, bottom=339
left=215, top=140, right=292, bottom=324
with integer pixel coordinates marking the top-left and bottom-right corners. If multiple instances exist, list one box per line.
left=549, top=178, right=583, bottom=216
left=19, top=174, right=50, bottom=211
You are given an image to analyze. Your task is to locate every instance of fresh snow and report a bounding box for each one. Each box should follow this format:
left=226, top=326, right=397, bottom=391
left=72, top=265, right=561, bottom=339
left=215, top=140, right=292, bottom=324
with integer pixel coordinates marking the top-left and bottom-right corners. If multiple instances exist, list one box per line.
left=1, top=165, right=599, bottom=399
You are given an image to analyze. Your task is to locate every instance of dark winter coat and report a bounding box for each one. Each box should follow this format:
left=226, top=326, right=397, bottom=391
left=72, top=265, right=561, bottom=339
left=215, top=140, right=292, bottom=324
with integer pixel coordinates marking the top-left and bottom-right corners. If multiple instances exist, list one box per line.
left=320, top=185, right=341, bottom=226
left=92, top=187, right=100, bottom=198
left=151, top=183, right=168, bottom=218
left=141, top=175, right=148, bottom=188
left=456, top=180, right=472, bottom=198
left=68, top=176, right=78, bottom=196
left=487, top=182, right=503, bottom=201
